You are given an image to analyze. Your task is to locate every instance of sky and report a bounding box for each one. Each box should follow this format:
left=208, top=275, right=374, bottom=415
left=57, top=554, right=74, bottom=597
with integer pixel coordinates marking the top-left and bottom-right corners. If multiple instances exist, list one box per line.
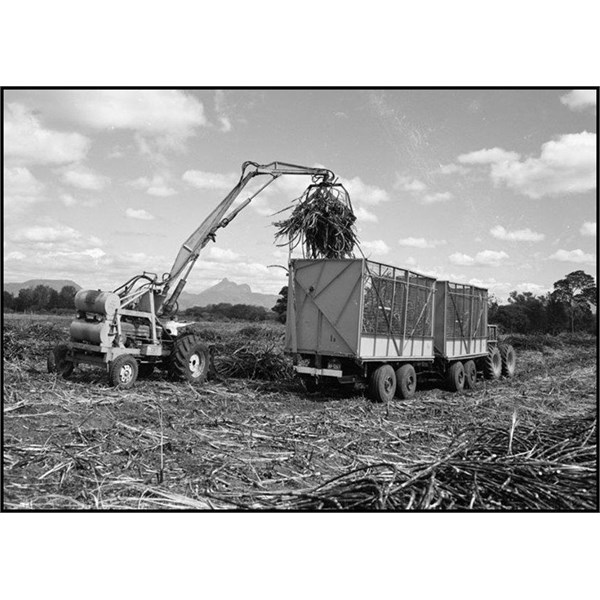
left=3, top=88, right=597, bottom=301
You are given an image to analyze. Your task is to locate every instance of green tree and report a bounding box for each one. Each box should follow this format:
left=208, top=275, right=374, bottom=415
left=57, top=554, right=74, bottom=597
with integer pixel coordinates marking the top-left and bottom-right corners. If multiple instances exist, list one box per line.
left=272, top=286, right=288, bottom=324
left=3, top=291, right=15, bottom=311
left=58, top=285, right=78, bottom=309
left=551, top=270, right=596, bottom=333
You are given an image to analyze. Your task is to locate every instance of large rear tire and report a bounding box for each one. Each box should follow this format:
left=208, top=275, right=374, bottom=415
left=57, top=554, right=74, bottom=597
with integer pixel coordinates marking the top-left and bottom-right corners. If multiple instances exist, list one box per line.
left=109, top=355, right=139, bottom=389
left=499, top=344, right=516, bottom=378
left=446, top=361, right=465, bottom=393
left=395, top=364, right=417, bottom=400
left=484, top=346, right=502, bottom=380
left=368, top=365, right=396, bottom=403
left=47, top=343, right=74, bottom=378
left=169, top=334, right=209, bottom=383
left=464, top=360, right=477, bottom=389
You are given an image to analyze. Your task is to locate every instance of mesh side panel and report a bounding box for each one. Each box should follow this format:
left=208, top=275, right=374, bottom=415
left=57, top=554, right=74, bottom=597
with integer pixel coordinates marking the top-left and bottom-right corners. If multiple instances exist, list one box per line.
left=445, top=284, right=488, bottom=338
left=362, top=261, right=435, bottom=337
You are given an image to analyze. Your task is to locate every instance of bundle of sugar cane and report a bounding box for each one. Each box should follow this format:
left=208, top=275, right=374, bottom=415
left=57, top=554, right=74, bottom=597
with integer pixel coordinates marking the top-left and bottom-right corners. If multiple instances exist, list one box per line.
left=274, top=183, right=358, bottom=259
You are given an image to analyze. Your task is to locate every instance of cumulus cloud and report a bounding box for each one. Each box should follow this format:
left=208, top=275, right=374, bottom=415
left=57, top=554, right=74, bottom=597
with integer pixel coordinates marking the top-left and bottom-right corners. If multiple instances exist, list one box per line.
left=183, top=170, right=238, bottom=191
left=126, top=208, right=154, bottom=220
left=490, top=225, right=545, bottom=242
left=4, top=166, right=45, bottom=211
left=549, top=249, right=595, bottom=264
left=130, top=175, right=176, bottom=197
left=204, top=247, right=240, bottom=262
left=560, top=89, right=596, bottom=111
left=580, top=221, right=596, bottom=236
left=9, top=222, right=103, bottom=254
left=458, top=148, right=521, bottom=164
left=398, top=237, right=446, bottom=248
left=394, top=175, right=427, bottom=192
left=60, top=164, right=110, bottom=190
left=214, top=90, right=233, bottom=132
left=341, top=176, right=390, bottom=206
left=459, top=132, right=596, bottom=199
left=4, top=103, right=90, bottom=165
left=354, top=206, right=379, bottom=223
left=449, top=250, right=509, bottom=267
left=438, top=163, right=470, bottom=176
left=421, top=191, right=453, bottom=204
left=361, top=240, right=390, bottom=256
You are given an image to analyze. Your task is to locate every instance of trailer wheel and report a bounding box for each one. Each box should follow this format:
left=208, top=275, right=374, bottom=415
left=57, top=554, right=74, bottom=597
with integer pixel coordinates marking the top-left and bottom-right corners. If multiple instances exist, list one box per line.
left=169, top=334, right=209, bottom=383
left=464, top=360, right=477, bottom=389
left=484, top=346, right=502, bottom=380
left=47, top=343, right=74, bottom=378
left=395, top=364, right=417, bottom=400
left=109, top=355, right=139, bottom=389
left=499, top=344, right=516, bottom=378
left=368, top=365, right=396, bottom=403
left=446, top=361, right=465, bottom=392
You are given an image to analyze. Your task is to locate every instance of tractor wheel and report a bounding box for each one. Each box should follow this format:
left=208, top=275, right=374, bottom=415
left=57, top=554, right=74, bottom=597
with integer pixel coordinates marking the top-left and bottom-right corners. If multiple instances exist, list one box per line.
left=138, top=363, right=155, bottom=378
left=499, top=344, right=516, bottom=378
left=446, top=361, right=465, bottom=393
left=47, top=343, right=74, bottom=378
left=464, top=360, right=477, bottom=390
left=484, top=346, right=502, bottom=380
left=169, top=334, right=209, bottom=383
left=109, top=355, right=139, bottom=389
left=368, top=365, right=396, bottom=403
left=395, top=364, right=417, bottom=400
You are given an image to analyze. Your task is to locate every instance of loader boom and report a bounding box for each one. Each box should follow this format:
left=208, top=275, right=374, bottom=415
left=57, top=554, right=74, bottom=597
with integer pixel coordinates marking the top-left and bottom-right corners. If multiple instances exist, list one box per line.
left=159, top=161, right=335, bottom=314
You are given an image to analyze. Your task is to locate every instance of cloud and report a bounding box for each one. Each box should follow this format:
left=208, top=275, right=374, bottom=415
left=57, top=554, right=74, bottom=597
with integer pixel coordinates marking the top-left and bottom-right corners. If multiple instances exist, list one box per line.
left=4, top=166, right=45, bottom=211
left=126, top=208, right=154, bottom=220
left=183, top=170, right=238, bottom=191
left=490, top=225, right=545, bottom=242
left=398, top=237, right=446, bottom=248
left=9, top=222, right=103, bottom=252
left=340, top=176, right=390, bottom=206
left=60, top=164, right=109, bottom=190
left=549, top=249, right=595, bottom=264
left=459, top=132, right=596, bottom=199
left=204, top=246, right=240, bottom=262
left=421, top=191, right=453, bottom=204
left=404, top=256, right=417, bottom=266
left=449, top=250, right=509, bottom=267
left=361, top=240, right=390, bottom=256
left=394, top=175, right=427, bottom=192
left=214, top=90, right=233, bottom=132
left=458, top=147, right=521, bottom=164
left=130, top=175, right=176, bottom=197
left=580, top=221, right=596, bottom=236
left=438, top=163, right=470, bottom=176
left=560, top=89, right=596, bottom=111
left=354, top=206, right=378, bottom=223
left=4, top=103, right=90, bottom=166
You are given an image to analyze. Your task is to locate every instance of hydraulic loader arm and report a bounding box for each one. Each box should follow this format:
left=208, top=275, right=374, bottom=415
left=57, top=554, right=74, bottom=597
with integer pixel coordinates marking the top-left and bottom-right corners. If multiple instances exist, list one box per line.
left=159, top=161, right=335, bottom=315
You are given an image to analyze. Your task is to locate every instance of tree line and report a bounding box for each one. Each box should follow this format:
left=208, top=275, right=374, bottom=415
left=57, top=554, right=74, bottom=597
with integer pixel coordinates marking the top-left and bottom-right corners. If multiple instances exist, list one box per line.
left=491, top=270, right=596, bottom=334
left=3, top=285, right=79, bottom=313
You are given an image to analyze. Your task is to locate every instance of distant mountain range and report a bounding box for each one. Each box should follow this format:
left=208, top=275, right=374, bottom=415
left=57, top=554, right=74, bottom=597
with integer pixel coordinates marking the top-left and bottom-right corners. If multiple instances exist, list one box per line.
left=3, top=279, right=82, bottom=295
left=4, top=277, right=278, bottom=310
left=178, top=278, right=278, bottom=310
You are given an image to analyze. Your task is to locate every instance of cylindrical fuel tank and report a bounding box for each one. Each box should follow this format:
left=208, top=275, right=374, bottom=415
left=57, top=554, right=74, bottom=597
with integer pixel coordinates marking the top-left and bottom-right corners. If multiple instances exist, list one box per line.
left=75, top=290, right=121, bottom=315
left=70, top=320, right=114, bottom=345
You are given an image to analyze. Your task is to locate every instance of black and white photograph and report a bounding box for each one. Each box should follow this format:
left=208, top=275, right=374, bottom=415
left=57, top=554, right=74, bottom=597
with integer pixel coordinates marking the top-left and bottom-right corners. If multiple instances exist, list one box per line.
left=1, top=3, right=598, bottom=598
left=3, top=88, right=597, bottom=512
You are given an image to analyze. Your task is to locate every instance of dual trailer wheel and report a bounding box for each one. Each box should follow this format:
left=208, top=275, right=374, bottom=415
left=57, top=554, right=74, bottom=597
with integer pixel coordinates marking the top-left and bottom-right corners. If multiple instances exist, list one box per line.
left=367, top=343, right=516, bottom=403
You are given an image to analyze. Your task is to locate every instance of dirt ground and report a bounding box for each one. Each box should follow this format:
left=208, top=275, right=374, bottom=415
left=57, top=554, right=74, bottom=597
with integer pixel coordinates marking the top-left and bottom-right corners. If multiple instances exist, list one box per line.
left=2, top=315, right=597, bottom=510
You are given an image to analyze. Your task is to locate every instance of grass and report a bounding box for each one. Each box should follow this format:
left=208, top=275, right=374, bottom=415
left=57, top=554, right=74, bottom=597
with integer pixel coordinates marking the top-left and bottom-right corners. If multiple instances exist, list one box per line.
left=2, top=315, right=597, bottom=510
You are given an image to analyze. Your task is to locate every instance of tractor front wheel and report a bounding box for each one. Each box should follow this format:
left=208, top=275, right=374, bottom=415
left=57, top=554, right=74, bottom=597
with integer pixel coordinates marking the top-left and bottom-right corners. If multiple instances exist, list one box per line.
left=169, top=334, right=209, bottom=383
left=109, top=355, right=139, bottom=389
